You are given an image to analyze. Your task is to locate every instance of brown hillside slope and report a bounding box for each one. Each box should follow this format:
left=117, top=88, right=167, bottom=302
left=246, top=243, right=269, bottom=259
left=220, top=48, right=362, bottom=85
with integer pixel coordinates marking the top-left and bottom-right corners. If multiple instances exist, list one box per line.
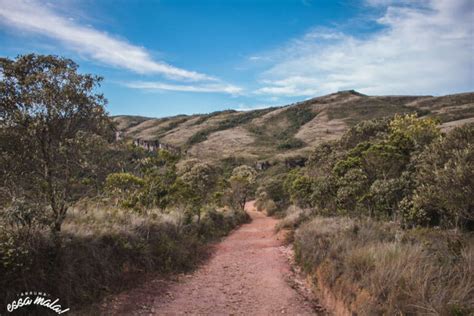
left=113, top=90, right=474, bottom=162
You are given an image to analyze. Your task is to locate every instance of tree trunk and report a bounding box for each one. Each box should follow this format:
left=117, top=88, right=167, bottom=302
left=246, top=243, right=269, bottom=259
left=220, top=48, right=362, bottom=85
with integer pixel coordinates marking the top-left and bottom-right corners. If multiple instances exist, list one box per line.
left=51, top=205, right=67, bottom=248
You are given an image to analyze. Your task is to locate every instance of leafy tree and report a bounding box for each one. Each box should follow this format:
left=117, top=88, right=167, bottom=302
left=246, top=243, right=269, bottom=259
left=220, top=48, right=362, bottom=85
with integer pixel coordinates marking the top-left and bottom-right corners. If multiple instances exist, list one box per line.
left=228, top=165, right=257, bottom=211
left=256, top=175, right=289, bottom=208
left=104, top=149, right=179, bottom=210
left=284, top=169, right=313, bottom=208
left=176, top=162, right=217, bottom=223
left=0, top=54, right=111, bottom=238
left=105, top=172, right=145, bottom=208
left=138, top=150, right=179, bottom=209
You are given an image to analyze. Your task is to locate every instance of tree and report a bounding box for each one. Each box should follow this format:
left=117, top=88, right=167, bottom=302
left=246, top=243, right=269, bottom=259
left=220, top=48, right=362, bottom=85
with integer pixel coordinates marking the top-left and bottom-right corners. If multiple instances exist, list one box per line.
left=0, top=54, right=111, bottom=238
left=105, top=172, right=144, bottom=208
left=256, top=174, right=289, bottom=208
left=228, top=165, right=257, bottom=211
left=176, top=162, right=217, bottom=224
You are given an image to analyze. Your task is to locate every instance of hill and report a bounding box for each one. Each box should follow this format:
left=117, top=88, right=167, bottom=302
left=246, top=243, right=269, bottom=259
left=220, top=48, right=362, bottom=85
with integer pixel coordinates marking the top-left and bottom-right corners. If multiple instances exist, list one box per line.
left=113, top=90, right=474, bottom=163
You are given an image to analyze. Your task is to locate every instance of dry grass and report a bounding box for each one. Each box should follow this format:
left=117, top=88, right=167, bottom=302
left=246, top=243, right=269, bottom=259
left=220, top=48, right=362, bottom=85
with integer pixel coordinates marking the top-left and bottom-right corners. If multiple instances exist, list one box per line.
left=440, top=117, right=474, bottom=133
left=276, top=205, right=311, bottom=231
left=294, top=111, right=347, bottom=147
left=187, top=126, right=257, bottom=160
left=294, top=217, right=474, bottom=315
left=112, top=115, right=151, bottom=130
left=161, top=113, right=238, bottom=146
left=0, top=201, right=249, bottom=311
left=115, top=91, right=474, bottom=164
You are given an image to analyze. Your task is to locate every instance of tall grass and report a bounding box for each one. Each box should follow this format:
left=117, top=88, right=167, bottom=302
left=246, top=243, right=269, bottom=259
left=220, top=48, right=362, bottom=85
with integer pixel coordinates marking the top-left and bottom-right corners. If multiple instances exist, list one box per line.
left=293, top=217, right=474, bottom=315
left=0, top=203, right=249, bottom=313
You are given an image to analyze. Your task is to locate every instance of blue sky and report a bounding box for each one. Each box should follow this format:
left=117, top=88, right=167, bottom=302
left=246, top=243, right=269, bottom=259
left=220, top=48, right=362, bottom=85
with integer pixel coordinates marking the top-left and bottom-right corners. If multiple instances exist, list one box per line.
left=0, top=0, right=473, bottom=117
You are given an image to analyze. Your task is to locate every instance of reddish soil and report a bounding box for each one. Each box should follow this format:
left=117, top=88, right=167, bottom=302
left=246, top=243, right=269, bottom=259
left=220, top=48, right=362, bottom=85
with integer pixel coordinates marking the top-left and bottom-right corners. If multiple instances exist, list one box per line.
left=99, top=201, right=323, bottom=315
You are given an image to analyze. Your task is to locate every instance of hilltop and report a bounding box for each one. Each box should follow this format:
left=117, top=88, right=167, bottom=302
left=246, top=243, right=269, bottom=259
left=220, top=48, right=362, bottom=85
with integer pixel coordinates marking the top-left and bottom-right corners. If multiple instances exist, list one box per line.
left=113, top=90, right=474, bottom=163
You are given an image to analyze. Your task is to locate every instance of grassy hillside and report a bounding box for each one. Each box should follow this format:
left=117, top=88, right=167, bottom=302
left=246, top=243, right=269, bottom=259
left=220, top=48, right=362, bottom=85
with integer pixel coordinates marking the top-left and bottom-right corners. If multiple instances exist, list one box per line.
left=113, top=90, right=474, bottom=162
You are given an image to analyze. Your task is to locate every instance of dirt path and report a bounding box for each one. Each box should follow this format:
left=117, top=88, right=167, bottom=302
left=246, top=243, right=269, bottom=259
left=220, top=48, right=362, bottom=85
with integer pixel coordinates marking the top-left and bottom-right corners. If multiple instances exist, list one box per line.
left=99, top=201, right=322, bottom=315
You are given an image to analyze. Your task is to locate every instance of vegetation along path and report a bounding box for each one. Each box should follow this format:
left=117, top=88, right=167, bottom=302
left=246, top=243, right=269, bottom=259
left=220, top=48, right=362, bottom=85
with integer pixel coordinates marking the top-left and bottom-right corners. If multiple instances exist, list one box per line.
left=100, top=201, right=323, bottom=315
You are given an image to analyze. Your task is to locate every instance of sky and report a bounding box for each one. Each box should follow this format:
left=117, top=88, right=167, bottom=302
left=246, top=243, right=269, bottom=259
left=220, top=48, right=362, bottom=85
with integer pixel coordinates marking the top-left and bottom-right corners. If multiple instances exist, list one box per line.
left=0, top=0, right=473, bottom=117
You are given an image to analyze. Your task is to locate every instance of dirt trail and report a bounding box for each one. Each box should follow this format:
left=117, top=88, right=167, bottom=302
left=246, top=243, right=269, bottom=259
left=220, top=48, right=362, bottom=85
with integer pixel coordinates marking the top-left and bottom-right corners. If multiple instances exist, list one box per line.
left=100, top=201, right=322, bottom=315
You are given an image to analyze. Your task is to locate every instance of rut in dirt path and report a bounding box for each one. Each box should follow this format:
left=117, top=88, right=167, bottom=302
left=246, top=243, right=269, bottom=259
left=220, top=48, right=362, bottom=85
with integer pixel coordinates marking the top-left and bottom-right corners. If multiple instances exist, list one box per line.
left=100, top=201, right=322, bottom=315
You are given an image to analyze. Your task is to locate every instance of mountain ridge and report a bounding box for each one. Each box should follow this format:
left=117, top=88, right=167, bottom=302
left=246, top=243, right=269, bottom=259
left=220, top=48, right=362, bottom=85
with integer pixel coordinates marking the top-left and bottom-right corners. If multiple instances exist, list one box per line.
left=113, top=90, right=474, bottom=162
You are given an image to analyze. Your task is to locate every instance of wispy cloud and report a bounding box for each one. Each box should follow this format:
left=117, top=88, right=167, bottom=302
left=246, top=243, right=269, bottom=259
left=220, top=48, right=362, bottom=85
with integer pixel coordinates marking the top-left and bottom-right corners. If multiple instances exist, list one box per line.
left=0, top=0, right=213, bottom=81
left=255, top=0, right=474, bottom=97
left=124, top=81, right=243, bottom=95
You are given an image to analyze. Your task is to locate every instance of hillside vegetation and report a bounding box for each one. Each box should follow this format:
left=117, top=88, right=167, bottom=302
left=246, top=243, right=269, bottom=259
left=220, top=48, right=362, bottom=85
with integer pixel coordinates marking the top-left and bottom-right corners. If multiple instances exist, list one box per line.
left=260, top=115, right=474, bottom=315
left=114, top=90, right=474, bottom=162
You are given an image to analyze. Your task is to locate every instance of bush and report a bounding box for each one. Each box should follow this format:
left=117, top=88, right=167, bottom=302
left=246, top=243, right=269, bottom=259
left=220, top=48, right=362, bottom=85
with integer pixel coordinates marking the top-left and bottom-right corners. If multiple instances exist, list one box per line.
left=264, top=199, right=278, bottom=216
left=105, top=172, right=145, bottom=208
left=340, top=118, right=389, bottom=149
left=277, top=138, right=305, bottom=150
left=284, top=169, right=313, bottom=208
left=256, top=175, right=289, bottom=208
left=405, top=123, right=474, bottom=230
left=200, top=208, right=250, bottom=240
left=283, top=114, right=471, bottom=227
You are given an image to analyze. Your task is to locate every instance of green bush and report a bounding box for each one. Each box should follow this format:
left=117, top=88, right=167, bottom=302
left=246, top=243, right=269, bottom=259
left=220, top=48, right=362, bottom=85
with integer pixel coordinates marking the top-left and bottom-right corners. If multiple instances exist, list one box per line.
left=277, top=138, right=305, bottom=150
left=284, top=169, right=313, bottom=208
left=105, top=172, right=145, bottom=208
left=256, top=175, right=289, bottom=208
left=281, top=115, right=470, bottom=227
left=404, top=123, right=474, bottom=230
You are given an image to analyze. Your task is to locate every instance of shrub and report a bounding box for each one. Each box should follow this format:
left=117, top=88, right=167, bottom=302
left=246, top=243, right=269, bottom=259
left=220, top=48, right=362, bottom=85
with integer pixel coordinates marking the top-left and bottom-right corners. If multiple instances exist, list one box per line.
left=284, top=169, right=313, bottom=208
left=389, top=113, right=441, bottom=149
left=105, top=172, right=145, bottom=208
left=264, top=199, right=278, bottom=216
left=256, top=175, right=289, bottom=208
left=340, top=118, right=390, bottom=149
left=277, top=138, right=305, bottom=150
left=405, top=123, right=474, bottom=230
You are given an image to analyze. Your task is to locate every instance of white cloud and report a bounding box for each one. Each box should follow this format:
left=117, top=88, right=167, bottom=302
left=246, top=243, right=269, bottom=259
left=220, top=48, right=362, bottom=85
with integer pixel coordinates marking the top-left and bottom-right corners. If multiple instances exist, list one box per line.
left=256, top=0, right=474, bottom=97
left=235, top=103, right=274, bottom=111
left=364, top=0, right=417, bottom=7
left=124, top=81, right=243, bottom=95
left=0, top=0, right=213, bottom=81
left=256, top=76, right=321, bottom=96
